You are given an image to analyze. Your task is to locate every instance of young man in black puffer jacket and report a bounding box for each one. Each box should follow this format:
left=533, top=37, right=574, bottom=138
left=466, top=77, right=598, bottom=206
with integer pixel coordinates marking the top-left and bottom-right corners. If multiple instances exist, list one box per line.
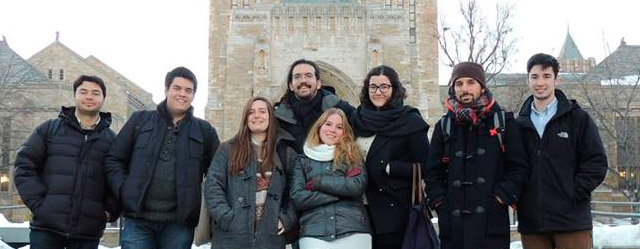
left=15, top=75, right=120, bottom=249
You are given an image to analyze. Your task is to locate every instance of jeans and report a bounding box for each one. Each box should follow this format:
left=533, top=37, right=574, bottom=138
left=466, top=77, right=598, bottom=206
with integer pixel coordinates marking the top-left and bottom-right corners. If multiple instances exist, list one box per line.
left=121, top=217, right=195, bottom=249
left=29, top=229, right=99, bottom=249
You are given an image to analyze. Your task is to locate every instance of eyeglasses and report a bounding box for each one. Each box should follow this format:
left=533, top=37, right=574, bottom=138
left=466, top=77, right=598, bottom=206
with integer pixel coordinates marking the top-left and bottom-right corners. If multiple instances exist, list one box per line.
left=368, top=84, right=392, bottom=93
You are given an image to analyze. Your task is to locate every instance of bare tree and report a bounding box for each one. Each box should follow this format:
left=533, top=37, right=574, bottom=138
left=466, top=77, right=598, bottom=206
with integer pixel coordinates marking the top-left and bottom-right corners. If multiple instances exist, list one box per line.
left=573, top=43, right=640, bottom=204
left=487, top=74, right=529, bottom=113
left=438, top=0, right=517, bottom=82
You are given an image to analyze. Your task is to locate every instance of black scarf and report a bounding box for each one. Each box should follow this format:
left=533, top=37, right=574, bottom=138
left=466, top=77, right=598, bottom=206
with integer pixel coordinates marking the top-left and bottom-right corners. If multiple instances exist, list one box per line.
left=288, top=90, right=324, bottom=131
left=350, top=102, right=428, bottom=137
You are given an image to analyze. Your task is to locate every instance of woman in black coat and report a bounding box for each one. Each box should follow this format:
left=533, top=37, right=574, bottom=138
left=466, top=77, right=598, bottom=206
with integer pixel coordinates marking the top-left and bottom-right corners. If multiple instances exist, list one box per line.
left=349, top=65, right=430, bottom=249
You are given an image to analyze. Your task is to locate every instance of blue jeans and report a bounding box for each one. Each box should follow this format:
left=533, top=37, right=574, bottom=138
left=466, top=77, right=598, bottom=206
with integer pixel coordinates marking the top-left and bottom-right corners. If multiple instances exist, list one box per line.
left=29, top=229, right=99, bottom=249
left=121, top=217, right=195, bottom=249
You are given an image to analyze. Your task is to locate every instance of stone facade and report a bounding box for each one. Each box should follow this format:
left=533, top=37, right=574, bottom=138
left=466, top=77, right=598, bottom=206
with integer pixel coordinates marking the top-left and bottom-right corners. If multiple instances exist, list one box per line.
left=207, top=0, right=441, bottom=139
left=0, top=36, right=155, bottom=221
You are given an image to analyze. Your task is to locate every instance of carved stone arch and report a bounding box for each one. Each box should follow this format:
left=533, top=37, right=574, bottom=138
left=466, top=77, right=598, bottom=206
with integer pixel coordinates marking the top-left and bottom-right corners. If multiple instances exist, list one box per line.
left=316, top=61, right=359, bottom=105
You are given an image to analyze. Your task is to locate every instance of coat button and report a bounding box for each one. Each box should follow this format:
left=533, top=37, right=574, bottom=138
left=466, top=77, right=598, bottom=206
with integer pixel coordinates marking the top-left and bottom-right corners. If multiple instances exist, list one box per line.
left=237, top=197, right=245, bottom=203
left=476, top=206, right=485, bottom=213
left=378, top=188, right=383, bottom=192
left=451, top=209, right=461, bottom=217
left=330, top=216, right=334, bottom=220
left=477, top=177, right=486, bottom=184
left=330, top=235, right=335, bottom=239
left=390, top=203, right=395, bottom=207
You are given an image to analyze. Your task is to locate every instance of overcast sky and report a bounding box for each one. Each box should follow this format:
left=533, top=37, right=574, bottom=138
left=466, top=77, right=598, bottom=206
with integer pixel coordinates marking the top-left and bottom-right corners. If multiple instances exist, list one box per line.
left=1, top=0, right=638, bottom=117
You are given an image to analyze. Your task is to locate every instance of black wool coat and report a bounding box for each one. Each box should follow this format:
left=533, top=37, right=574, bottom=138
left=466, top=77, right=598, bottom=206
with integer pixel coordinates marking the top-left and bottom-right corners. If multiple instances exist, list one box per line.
left=516, top=90, right=608, bottom=234
left=14, top=107, right=119, bottom=239
left=356, top=113, right=430, bottom=235
left=425, top=105, right=529, bottom=249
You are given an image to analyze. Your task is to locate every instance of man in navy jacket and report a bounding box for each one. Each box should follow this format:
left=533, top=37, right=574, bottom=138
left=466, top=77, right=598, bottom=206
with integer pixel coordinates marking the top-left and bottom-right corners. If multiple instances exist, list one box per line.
left=105, top=67, right=219, bottom=249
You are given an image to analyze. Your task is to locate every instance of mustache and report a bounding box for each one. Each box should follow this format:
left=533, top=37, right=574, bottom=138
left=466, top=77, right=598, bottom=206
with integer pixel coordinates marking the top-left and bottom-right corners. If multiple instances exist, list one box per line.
left=296, top=83, right=313, bottom=89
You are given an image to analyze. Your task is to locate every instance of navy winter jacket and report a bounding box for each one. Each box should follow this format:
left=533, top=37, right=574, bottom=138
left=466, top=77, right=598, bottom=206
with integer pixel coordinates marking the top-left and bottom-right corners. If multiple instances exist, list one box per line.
left=105, top=101, right=219, bottom=226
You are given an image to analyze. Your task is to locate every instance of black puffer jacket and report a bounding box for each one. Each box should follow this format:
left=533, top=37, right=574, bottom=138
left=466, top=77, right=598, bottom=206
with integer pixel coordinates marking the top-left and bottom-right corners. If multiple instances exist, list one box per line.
left=105, top=101, right=220, bottom=226
left=14, top=107, right=119, bottom=239
left=516, top=90, right=608, bottom=234
left=290, top=155, right=371, bottom=241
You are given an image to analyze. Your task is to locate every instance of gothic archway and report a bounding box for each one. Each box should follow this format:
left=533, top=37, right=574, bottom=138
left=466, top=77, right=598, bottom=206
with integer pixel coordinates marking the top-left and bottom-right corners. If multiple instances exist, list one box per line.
left=316, top=61, right=360, bottom=105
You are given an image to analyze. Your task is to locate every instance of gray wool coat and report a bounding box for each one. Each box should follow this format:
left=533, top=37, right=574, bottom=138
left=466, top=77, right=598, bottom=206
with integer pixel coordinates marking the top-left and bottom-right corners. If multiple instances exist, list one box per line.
left=204, top=131, right=297, bottom=249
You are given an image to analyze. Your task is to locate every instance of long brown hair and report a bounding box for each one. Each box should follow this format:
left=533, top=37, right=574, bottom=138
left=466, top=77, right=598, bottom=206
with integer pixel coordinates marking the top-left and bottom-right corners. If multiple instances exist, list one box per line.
left=229, top=97, right=278, bottom=175
left=305, top=108, right=362, bottom=170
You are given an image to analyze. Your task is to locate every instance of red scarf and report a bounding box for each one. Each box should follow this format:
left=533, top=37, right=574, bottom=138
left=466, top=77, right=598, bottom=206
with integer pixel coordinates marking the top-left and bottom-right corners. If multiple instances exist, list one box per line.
left=445, top=92, right=495, bottom=126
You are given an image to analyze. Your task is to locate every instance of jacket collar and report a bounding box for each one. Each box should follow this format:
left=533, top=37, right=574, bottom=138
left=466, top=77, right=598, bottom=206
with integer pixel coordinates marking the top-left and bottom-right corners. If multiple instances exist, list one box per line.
left=517, top=89, right=578, bottom=126
left=157, top=99, right=194, bottom=124
left=59, top=106, right=112, bottom=131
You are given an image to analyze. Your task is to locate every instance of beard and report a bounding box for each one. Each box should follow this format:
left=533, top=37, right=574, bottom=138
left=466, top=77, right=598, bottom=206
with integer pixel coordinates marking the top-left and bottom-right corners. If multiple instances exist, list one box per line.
left=295, top=83, right=317, bottom=101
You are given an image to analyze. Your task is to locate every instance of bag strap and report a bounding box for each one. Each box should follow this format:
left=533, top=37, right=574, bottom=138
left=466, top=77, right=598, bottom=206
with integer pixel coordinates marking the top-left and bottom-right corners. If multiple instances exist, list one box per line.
left=411, top=163, right=424, bottom=205
left=493, top=110, right=507, bottom=153
left=440, top=116, right=452, bottom=164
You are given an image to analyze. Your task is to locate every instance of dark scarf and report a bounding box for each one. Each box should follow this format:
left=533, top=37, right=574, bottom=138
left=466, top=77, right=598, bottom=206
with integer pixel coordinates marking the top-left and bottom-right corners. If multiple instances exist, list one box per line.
left=158, top=99, right=193, bottom=129
left=288, top=90, right=324, bottom=131
left=350, top=100, right=428, bottom=137
left=445, top=90, right=495, bottom=126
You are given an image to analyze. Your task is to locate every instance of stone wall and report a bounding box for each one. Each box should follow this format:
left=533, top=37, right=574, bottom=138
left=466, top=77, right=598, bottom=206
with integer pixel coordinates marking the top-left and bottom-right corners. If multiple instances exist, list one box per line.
left=207, top=0, right=441, bottom=140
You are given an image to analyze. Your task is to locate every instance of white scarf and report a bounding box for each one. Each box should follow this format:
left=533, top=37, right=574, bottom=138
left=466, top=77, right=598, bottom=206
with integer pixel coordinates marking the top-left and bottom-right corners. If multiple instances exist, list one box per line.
left=303, top=142, right=335, bottom=162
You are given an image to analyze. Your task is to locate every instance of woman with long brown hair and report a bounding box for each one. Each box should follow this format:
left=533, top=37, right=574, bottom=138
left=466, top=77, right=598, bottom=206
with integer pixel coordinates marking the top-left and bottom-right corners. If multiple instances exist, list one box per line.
left=290, top=108, right=371, bottom=249
left=205, top=97, right=297, bottom=249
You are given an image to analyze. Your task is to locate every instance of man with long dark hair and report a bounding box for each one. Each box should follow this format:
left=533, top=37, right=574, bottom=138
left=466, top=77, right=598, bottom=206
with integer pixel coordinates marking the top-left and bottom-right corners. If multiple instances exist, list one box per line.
left=274, top=59, right=355, bottom=153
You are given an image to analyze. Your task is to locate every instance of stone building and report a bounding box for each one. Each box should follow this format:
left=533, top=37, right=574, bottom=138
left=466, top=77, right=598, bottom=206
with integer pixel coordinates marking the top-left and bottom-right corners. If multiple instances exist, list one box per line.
left=207, top=0, right=441, bottom=139
left=0, top=35, right=155, bottom=218
left=557, top=30, right=596, bottom=73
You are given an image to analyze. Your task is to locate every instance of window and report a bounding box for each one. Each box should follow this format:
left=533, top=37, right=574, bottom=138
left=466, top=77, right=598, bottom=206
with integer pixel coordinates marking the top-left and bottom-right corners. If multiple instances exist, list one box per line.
left=59, top=69, right=64, bottom=80
left=47, top=69, right=53, bottom=79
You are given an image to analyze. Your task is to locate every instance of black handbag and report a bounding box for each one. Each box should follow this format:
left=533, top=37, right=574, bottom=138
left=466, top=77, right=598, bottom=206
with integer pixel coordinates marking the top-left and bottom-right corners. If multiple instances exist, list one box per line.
left=402, top=163, right=440, bottom=249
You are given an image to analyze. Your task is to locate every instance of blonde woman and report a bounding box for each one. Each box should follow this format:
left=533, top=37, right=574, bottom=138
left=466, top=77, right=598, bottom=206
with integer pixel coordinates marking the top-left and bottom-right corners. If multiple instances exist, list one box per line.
left=290, top=108, right=371, bottom=249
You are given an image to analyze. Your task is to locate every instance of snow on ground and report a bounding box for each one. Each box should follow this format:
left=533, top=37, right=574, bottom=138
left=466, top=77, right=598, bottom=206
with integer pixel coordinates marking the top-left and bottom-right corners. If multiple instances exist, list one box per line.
left=0, top=214, right=28, bottom=228
left=0, top=240, right=11, bottom=249
left=2, top=213, right=637, bottom=249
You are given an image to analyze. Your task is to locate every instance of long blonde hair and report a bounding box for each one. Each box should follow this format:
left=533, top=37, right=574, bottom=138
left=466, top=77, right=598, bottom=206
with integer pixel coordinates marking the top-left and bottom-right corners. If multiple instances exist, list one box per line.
left=305, top=108, right=362, bottom=170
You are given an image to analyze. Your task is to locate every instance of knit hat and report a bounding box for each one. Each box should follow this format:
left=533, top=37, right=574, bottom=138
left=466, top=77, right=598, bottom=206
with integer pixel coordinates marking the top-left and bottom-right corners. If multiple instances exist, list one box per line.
left=448, top=62, right=486, bottom=96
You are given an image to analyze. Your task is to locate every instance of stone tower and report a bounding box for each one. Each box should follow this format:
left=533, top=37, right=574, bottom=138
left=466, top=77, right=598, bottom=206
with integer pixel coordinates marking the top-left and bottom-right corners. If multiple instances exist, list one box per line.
left=207, top=0, right=440, bottom=139
left=557, top=29, right=596, bottom=73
